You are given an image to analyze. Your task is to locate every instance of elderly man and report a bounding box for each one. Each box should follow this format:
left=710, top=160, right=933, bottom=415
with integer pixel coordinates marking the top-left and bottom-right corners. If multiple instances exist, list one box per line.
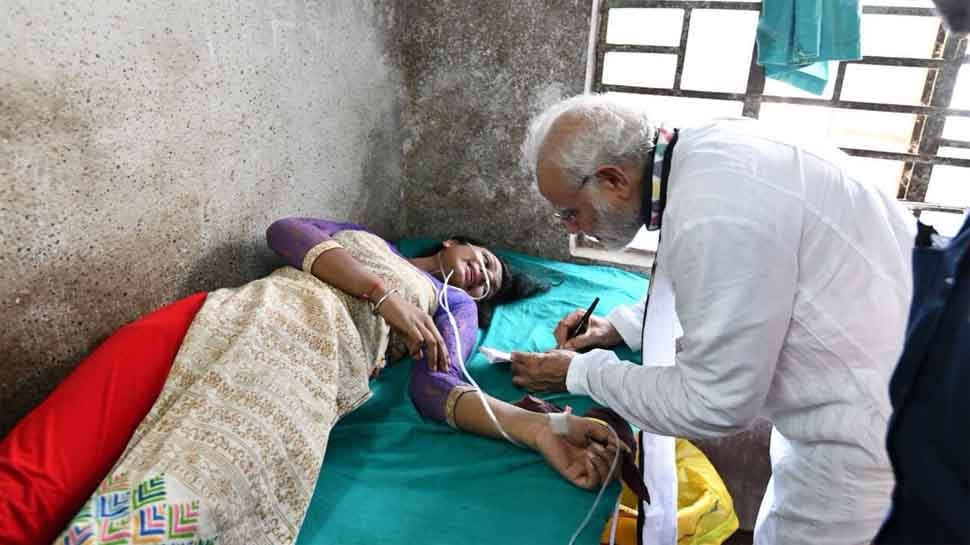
left=511, top=94, right=915, bottom=545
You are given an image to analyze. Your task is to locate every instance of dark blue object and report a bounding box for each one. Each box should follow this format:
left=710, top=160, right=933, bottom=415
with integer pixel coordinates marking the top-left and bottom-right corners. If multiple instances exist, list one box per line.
left=875, top=214, right=970, bottom=544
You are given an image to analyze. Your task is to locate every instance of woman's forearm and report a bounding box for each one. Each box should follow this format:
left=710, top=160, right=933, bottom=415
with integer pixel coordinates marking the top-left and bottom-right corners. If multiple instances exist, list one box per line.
left=309, top=248, right=386, bottom=300
left=266, top=218, right=384, bottom=299
left=453, top=391, right=547, bottom=450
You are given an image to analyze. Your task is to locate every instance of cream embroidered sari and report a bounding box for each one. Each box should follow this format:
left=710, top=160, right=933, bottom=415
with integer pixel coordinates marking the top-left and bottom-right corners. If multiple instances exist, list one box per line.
left=55, top=231, right=437, bottom=545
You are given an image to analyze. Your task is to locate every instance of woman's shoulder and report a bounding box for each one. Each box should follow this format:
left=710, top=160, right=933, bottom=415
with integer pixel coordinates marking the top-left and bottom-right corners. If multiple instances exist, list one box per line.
left=443, top=284, right=477, bottom=309
left=301, top=217, right=371, bottom=233
left=266, top=216, right=374, bottom=237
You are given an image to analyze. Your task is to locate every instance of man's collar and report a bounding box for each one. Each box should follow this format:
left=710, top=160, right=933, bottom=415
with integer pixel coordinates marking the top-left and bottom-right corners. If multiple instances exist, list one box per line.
left=641, top=127, right=679, bottom=231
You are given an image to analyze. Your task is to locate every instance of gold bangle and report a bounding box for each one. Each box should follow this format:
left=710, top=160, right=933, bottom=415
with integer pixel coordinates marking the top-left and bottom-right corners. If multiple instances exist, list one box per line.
left=371, top=288, right=401, bottom=315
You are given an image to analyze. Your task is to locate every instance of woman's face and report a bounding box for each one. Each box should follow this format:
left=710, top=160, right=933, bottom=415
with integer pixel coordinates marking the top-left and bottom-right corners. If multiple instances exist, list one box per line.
left=437, top=240, right=503, bottom=300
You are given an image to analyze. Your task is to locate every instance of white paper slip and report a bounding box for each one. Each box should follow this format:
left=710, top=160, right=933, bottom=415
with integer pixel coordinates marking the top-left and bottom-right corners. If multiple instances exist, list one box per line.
left=479, top=346, right=512, bottom=363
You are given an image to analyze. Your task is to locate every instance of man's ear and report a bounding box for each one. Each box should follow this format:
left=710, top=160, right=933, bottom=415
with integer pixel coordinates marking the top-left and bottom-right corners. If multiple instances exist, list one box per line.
left=594, top=165, right=635, bottom=200
left=442, top=239, right=458, bottom=248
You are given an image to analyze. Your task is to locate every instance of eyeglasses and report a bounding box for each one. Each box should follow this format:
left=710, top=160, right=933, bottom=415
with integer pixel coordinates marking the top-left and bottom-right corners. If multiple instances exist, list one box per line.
left=552, top=175, right=592, bottom=224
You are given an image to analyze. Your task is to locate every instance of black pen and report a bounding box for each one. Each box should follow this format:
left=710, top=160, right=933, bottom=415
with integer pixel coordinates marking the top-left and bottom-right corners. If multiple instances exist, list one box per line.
left=567, top=297, right=600, bottom=340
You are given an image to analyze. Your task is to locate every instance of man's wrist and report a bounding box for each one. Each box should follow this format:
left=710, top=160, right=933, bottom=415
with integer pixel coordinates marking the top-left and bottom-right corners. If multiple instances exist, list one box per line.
left=557, top=359, right=570, bottom=391
left=604, top=324, right=623, bottom=346
left=564, top=352, right=594, bottom=396
left=605, top=306, right=640, bottom=349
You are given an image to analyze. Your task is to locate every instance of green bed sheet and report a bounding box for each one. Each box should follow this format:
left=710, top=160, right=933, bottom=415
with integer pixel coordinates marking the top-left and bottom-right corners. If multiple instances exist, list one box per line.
left=295, top=241, right=648, bottom=545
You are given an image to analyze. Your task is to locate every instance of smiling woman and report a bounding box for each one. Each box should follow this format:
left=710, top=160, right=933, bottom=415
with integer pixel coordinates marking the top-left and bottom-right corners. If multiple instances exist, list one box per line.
left=412, top=237, right=504, bottom=301
left=28, top=217, right=628, bottom=545
left=411, top=236, right=549, bottom=328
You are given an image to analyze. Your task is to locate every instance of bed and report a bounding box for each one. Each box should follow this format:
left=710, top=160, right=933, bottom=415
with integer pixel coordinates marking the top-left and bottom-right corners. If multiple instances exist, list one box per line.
left=0, top=240, right=738, bottom=545
left=295, top=240, right=647, bottom=545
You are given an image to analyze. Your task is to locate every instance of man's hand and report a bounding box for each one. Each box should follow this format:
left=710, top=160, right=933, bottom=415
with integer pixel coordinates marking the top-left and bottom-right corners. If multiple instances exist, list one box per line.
left=554, top=310, right=623, bottom=351
left=510, top=350, right=575, bottom=393
left=533, top=415, right=625, bottom=490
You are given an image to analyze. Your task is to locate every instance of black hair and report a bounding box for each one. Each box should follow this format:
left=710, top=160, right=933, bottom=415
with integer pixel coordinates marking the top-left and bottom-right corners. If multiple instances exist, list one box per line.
left=420, top=236, right=551, bottom=328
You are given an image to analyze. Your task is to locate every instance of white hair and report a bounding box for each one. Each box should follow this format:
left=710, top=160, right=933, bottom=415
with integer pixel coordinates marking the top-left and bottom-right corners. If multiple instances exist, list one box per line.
left=520, top=93, right=657, bottom=189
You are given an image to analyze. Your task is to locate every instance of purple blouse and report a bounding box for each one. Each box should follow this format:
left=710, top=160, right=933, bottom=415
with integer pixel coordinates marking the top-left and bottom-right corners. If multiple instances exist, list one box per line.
left=266, top=217, right=477, bottom=425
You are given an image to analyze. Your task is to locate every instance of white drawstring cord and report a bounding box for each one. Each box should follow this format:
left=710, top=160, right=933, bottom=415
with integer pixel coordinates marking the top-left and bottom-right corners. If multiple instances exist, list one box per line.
left=437, top=252, right=491, bottom=301
left=438, top=268, right=521, bottom=447
left=608, top=494, right=622, bottom=545
left=566, top=424, right=621, bottom=545
left=436, top=264, right=621, bottom=545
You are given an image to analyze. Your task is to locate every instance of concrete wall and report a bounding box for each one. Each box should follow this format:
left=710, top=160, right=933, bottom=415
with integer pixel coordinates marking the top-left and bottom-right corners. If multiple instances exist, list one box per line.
left=0, top=0, right=405, bottom=435
left=0, top=0, right=597, bottom=435
left=399, top=0, right=592, bottom=259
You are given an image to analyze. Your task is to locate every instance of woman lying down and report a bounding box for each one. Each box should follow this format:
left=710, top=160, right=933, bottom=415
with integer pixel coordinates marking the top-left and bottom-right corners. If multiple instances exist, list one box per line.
left=54, top=217, right=628, bottom=545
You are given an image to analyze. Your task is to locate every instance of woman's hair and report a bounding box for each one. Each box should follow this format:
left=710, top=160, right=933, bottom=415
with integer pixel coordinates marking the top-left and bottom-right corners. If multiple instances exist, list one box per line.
left=420, top=236, right=551, bottom=328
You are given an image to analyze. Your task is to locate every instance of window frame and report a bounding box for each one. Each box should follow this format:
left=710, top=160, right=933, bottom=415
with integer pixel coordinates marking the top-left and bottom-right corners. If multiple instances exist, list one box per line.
left=577, top=0, right=969, bottom=263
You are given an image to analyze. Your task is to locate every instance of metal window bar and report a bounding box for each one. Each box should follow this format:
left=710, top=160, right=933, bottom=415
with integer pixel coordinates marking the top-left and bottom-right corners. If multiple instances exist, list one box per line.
left=940, top=139, right=970, bottom=149
left=592, top=0, right=970, bottom=206
left=672, top=7, right=692, bottom=90
left=901, top=200, right=968, bottom=213
left=595, top=84, right=970, bottom=118
left=604, top=0, right=937, bottom=15
left=900, top=22, right=951, bottom=200
left=742, top=42, right=766, bottom=118
left=832, top=59, right=848, bottom=101
left=599, top=47, right=969, bottom=68
left=905, top=30, right=969, bottom=202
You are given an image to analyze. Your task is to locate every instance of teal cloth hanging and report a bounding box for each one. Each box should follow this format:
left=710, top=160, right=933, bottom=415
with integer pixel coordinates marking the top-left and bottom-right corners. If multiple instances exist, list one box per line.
left=756, top=0, right=862, bottom=95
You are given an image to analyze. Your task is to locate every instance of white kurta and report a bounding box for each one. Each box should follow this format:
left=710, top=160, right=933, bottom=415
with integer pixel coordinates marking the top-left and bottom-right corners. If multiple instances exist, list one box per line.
left=566, top=120, right=915, bottom=545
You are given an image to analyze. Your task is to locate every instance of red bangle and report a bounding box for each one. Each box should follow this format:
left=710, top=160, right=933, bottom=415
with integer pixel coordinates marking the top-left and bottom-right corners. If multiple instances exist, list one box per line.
left=362, top=280, right=385, bottom=301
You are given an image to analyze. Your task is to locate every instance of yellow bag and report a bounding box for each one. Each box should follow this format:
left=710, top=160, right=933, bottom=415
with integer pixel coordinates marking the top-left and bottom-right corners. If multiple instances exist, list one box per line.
left=599, top=439, right=739, bottom=545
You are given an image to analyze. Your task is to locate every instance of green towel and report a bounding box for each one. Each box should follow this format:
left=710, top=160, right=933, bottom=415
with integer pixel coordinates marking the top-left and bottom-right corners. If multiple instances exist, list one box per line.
left=295, top=240, right=648, bottom=545
left=757, top=0, right=862, bottom=95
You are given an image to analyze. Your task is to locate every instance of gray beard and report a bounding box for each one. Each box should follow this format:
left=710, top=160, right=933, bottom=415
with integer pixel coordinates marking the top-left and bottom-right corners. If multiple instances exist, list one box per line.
left=586, top=197, right=644, bottom=251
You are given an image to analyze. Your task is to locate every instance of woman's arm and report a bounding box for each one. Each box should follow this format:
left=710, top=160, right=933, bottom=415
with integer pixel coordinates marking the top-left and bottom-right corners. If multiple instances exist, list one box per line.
left=408, top=289, right=479, bottom=423
left=266, top=217, right=449, bottom=370
left=409, top=290, right=530, bottom=438
left=266, top=217, right=384, bottom=299
left=452, top=391, right=620, bottom=490
left=409, top=290, right=617, bottom=489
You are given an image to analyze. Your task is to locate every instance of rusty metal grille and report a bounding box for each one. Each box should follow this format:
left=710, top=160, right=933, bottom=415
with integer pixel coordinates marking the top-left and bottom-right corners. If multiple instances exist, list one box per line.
left=592, top=0, right=970, bottom=213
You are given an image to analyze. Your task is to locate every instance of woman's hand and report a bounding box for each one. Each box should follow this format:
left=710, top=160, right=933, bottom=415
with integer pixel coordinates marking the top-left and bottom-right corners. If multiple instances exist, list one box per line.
left=554, top=310, right=623, bottom=351
left=377, top=292, right=450, bottom=372
left=532, top=414, right=623, bottom=490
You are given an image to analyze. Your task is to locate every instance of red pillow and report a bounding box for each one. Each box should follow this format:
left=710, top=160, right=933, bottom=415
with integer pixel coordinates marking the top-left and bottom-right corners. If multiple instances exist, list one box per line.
left=0, top=292, right=206, bottom=545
